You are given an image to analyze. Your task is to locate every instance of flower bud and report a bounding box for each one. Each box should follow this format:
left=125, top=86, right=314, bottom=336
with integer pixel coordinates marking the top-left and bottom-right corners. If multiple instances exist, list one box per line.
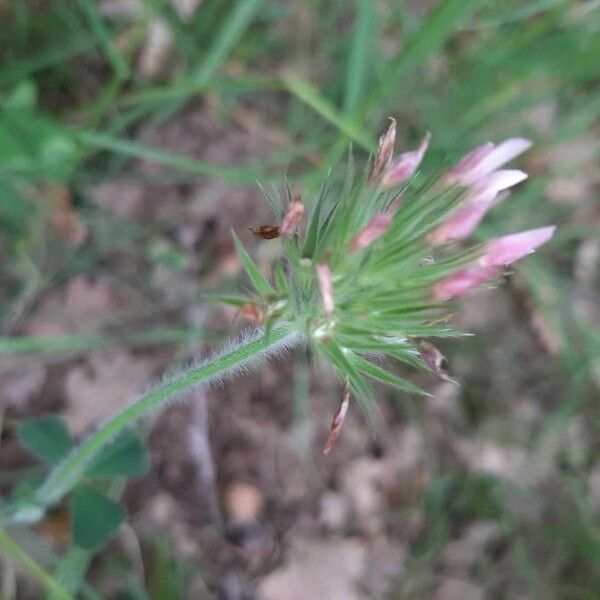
left=479, top=226, right=556, bottom=267
left=280, top=194, right=305, bottom=238
left=351, top=211, right=394, bottom=252
left=432, top=265, right=502, bottom=302
left=316, top=262, right=335, bottom=314
left=381, top=132, right=431, bottom=188
left=428, top=170, right=527, bottom=246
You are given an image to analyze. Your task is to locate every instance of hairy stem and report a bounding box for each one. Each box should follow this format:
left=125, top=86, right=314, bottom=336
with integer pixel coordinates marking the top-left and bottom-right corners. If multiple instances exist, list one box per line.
left=32, top=327, right=301, bottom=510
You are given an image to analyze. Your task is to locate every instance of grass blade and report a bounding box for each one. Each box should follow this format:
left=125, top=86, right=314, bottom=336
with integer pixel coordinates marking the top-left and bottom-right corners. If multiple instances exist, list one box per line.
left=231, top=230, right=275, bottom=297
left=343, top=0, right=376, bottom=114
left=77, top=0, right=129, bottom=79
left=193, top=0, right=263, bottom=87
left=282, top=74, right=376, bottom=152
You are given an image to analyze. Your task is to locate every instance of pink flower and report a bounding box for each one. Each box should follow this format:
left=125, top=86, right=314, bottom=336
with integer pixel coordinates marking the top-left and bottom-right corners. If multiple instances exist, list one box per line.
left=351, top=211, right=394, bottom=252
left=479, top=226, right=556, bottom=267
left=432, top=226, right=555, bottom=302
left=427, top=169, right=527, bottom=246
left=316, top=262, right=335, bottom=314
left=427, top=202, right=493, bottom=246
left=429, top=164, right=529, bottom=246
left=432, top=265, right=502, bottom=302
left=381, top=132, right=431, bottom=188
left=444, top=138, right=532, bottom=186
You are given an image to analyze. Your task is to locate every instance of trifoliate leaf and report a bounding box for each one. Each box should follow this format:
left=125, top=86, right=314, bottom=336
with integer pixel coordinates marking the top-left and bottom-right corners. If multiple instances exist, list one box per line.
left=86, top=431, right=149, bottom=478
left=71, top=484, right=125, bottom=549
left=17, top=416, right=72, bottom=464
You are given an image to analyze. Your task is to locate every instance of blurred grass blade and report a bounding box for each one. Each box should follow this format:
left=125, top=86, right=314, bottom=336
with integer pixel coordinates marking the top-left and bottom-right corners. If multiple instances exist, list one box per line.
left=282, top=74, right=376, bottom=152
left=0, top=528, right=72, bottom=600
left=0, top=38, right=97, bottom=87
left=193, top=0, right=262, bottom=87
left=73, top=130, right=267, bottom=183
left=77, top=0, right=129, bottom=79
left=48, top=546, right=97, bottom=600
left=344, top=0, right=376, bottom=114
left=0, top=328, right=213, bottom=356
left=366, top=0, right=480, bottom=111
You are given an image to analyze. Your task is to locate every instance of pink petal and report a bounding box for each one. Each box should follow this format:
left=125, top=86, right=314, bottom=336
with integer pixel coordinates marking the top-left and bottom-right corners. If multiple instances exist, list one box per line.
left=446, top=138, right=532, bottom=186
left=431, top=265, right=502, bottom=302
left=427, top=203, right=490, bottom=245
left=381, top=132, right=430, bottom=188
left=445, top=142, right=494, bottom=184
left=479, top=226, right=556, bottom=267
left=469, top=169, right=528, bottom=202
left=316, top=262, right=335, bottom=314
left=465, top=139, right=532, bottom=186
left=427, top=188, right=512, bottom=246
left=351, top=211, right=394, bottom=251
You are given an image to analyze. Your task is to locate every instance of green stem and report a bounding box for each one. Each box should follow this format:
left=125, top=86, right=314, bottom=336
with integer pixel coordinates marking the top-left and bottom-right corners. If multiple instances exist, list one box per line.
left=32, top=328, right=300, bottom=509
left=0, top=528, right=73, bottom=600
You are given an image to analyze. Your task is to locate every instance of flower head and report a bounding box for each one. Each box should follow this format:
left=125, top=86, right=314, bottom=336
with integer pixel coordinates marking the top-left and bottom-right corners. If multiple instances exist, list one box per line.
left=225, top=123, right=556, bottom=453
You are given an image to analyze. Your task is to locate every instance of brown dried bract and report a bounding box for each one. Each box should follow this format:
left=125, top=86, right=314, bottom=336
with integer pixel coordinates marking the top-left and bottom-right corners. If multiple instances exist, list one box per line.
left=249, top=225, right=280, bottom=239
left=370, top=117, right=396, bottom=181
left=280, top=194, right=305, bottom=238
left=237, top=303, right=264, bottom=324
left=418, top=341, right=456, bottom=383
left=323, top=383, right=350, bottom=455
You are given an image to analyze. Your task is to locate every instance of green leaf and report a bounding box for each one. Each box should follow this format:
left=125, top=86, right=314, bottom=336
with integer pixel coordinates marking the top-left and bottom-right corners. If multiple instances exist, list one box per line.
left=302, top=176, right=330, bottom=258
left=349, top=354, right=429, bottom=396
left=231, top=229, right=275, bottom=297
left=203, top=293, right=252, bottom=308
left=71, top=484, right=125, bottom=550
left=192, top=0, right=263, bottom=88
left=316, top=341, right=377, bottom=424
left=17, top=416, right=72, bottom=464
left=86, top=430, right=149, bottom=478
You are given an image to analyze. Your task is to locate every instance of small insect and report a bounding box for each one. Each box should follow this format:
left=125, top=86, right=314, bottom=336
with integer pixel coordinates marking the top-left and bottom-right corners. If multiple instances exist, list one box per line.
left=249, top=225, right=280, bottom=239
